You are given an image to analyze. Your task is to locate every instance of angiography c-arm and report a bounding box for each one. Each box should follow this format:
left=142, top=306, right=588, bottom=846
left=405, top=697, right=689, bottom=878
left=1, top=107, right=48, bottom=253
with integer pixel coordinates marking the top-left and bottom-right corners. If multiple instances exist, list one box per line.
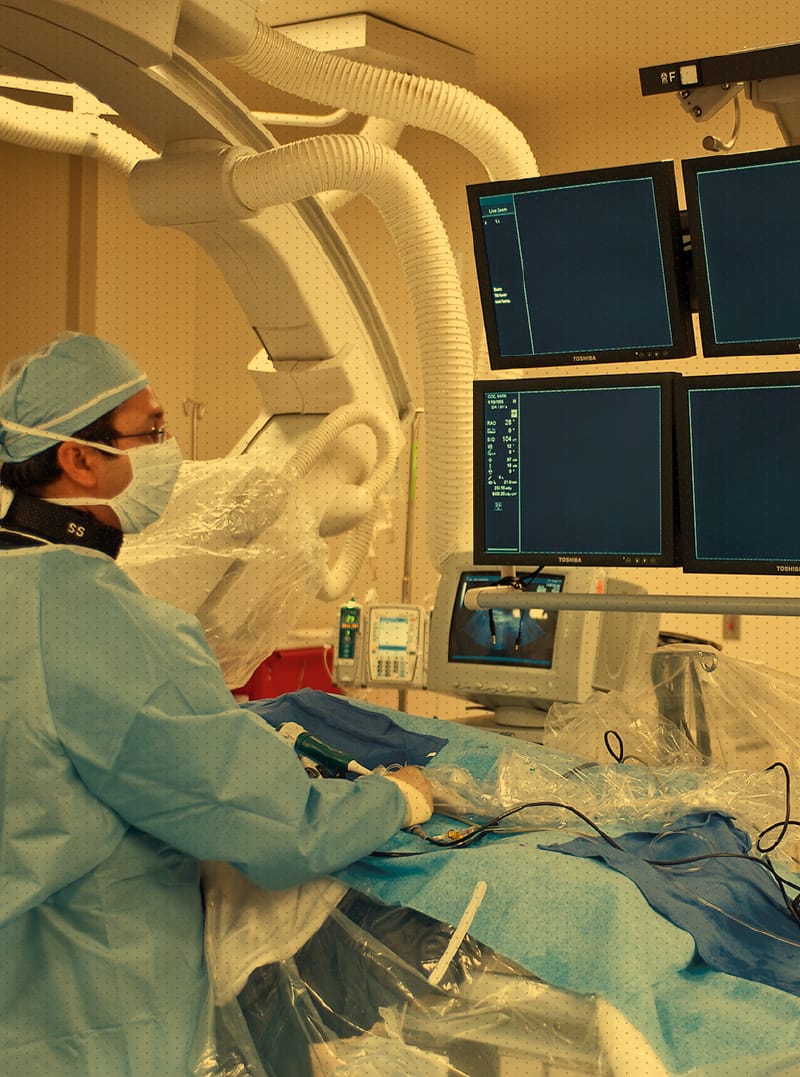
left=0, top=0, right=538, bottom=685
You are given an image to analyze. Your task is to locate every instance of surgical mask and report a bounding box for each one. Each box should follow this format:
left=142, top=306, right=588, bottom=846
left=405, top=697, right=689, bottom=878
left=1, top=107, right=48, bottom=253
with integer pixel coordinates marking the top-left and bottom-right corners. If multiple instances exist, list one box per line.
left=49, top=438, right=183, bottom=533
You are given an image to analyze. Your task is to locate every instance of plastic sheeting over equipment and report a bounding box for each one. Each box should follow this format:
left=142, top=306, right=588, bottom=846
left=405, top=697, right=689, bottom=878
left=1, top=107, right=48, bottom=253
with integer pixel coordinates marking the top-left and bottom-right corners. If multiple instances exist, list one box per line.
left=545, top=643, right=800, bottom=775
left=227, top=889, right=607, bottom=1077
left=291, top=695, right=800, bottom=1076
left=120, top=455, right=326, bottom=687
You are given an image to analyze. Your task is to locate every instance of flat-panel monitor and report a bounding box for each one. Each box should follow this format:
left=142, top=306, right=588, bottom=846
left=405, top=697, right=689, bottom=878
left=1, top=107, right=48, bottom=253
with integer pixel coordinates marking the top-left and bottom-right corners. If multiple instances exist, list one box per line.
left=676, top=371, right=800, bottom=574
left=466, top=161, right=694, bottom=368
left=473, top=373, right=679, bottom=568
left=682, top=145, right=800, bottom=357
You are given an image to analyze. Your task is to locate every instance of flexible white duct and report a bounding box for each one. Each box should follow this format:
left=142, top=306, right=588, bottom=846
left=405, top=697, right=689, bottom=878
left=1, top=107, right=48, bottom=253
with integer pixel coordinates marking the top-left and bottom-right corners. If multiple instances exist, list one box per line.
left=229, top=134, right=474, bottom=567
left=251, top=109, right=406, bottom=213
left=0, top=94, right=155, bottom=172
left=317, top=507, right=381, bottom=602
left=318, top=117, right=406, bottom=214
left=265, top=404, right=396, bottom=602
left=287, top=402, right=400, bottom=599
left=286, top=402, right=398, bottom=496
left=226, top=22, right=539, bottom=574
left=229, top=18, right=538, bottom=181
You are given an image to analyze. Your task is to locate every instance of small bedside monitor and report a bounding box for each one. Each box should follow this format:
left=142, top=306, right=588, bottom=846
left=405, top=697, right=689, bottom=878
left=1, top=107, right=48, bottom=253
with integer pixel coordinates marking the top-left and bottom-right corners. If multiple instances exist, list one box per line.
left=427, top=554, right=659, bottom=728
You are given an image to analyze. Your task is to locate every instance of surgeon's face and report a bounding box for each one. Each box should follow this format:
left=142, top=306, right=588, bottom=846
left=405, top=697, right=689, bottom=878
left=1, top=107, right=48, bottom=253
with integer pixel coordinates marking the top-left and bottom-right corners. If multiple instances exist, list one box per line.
left=108, top=387, right=167, bottom=451
left=92, top=386, right=168, bottom=527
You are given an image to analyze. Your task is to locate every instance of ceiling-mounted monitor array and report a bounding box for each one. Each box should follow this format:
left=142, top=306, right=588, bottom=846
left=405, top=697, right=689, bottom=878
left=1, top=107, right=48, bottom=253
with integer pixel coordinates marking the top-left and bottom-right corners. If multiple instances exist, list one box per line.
left=676, top=371, right=800, bottom=575
left=467, top=145, right=800, bottom=368
left=682, top=146, right=800, bottom=358
left=474, top=370, right=800, bottom=576
left=467, top=162, right=693, bottom=368
left=474, top=373, right=678, bottom=569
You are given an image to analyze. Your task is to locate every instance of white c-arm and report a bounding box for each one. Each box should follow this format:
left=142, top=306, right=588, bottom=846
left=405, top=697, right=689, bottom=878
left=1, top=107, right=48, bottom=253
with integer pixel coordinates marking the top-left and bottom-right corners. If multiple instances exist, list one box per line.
left=0, top=1, right=537, bottom=685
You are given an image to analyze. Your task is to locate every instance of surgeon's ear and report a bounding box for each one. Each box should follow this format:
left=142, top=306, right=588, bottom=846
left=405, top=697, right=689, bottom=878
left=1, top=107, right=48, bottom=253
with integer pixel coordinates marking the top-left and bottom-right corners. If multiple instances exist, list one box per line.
left=56, top=440, right=104, bottom=490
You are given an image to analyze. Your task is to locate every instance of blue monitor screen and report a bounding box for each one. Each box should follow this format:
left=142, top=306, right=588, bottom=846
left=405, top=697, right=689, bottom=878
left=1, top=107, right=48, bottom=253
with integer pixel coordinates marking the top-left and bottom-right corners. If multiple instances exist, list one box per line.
left=467, top=161, right=694, bottom=368
left=682, top=145, right=800, bottom=356
left=448, top=570, right=564, bottom=668
left=474, top=373, right=678, bottom=568
left=677, top=372, right=800, bottom=573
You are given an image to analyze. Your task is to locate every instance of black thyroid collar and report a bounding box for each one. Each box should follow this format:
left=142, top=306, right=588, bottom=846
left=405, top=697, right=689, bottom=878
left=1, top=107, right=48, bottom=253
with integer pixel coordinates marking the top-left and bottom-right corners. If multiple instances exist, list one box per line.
left=0, top=492, right=123, bottom=559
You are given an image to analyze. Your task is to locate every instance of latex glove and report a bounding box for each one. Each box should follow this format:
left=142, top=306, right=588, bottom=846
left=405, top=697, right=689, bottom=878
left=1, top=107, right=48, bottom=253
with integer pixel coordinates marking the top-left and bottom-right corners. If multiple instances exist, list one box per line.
left=383, top=765, right=434, bottom=827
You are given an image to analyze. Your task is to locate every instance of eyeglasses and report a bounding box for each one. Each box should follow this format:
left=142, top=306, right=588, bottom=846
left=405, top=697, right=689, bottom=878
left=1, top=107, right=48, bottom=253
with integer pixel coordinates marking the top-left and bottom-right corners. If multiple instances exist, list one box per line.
left=105, top=426, right=169, bottom=445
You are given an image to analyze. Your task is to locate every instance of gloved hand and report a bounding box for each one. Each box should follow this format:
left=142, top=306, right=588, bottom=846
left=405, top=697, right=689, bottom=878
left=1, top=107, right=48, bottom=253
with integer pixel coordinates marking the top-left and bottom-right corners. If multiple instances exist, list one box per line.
left=383, top=765, right=434, bottom=827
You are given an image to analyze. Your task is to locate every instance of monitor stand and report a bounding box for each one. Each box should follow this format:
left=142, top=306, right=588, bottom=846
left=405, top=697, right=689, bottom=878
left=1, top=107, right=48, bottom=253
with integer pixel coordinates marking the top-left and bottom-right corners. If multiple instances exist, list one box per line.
left=491, top=703, right=549, bottom=742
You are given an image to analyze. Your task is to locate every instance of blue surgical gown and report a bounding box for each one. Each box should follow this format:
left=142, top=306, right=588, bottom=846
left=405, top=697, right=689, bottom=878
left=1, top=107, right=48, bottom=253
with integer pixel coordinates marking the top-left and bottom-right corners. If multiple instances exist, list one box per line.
left=0, top=542, right=407, bottom=1076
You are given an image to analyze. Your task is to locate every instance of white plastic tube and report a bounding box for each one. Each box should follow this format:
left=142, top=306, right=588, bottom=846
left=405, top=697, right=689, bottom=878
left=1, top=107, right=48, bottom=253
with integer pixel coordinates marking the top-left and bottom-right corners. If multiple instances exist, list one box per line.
left=252, top=105, right=351, bottom=127
left=229, top=18, right=538, bottom=181
left=252, top=106, right=407, bottom=213
left=0, top=94, right=154, bottom=172
left=286, top=402, right=398, bottom=498
left=428, top=880, right=488, bottom=987
left=282, top=403, right=399, bottom=599
left=318, top=117, right=406, bottom=214
left=229, top=134, right=474, bottom=566
left=317, top=507, right=381, bottom=603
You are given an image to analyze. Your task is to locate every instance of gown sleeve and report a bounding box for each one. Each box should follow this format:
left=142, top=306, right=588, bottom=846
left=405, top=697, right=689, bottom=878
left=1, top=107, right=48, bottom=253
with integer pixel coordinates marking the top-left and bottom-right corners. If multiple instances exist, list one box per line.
left=41, top=549, right=407, bottom=890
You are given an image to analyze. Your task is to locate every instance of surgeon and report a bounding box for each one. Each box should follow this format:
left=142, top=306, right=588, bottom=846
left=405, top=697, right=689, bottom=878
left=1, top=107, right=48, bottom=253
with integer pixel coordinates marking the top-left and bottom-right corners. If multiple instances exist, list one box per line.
left=0, top=333, right=433, bottom=1076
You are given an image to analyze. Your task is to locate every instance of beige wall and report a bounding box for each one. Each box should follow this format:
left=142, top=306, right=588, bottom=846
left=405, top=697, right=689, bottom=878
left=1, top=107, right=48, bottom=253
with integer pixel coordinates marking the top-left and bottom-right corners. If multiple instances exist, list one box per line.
left=1, top=143, right=73, bottom=359
left=0, top=144, right=260, bottom=458
left=2, top=3, right=800, bottom=715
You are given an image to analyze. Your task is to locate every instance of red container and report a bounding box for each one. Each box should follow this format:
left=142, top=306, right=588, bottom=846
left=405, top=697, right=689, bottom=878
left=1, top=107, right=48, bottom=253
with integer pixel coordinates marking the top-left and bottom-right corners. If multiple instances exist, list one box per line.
left=234, top=646, right=341, bottom=700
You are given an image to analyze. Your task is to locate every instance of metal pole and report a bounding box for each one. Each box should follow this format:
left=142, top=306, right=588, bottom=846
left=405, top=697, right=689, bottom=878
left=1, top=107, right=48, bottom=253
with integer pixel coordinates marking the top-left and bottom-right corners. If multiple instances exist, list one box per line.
left=398, top=409, right=423, bottom=714
left=182, top=399, right=206, bottom=459
left=463, top=589, right=800, bottom=616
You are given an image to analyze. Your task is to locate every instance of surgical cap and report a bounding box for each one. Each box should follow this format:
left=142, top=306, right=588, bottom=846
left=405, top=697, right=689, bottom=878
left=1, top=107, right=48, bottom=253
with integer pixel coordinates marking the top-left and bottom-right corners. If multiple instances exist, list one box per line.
left=0, top=334, right=148, bottom=463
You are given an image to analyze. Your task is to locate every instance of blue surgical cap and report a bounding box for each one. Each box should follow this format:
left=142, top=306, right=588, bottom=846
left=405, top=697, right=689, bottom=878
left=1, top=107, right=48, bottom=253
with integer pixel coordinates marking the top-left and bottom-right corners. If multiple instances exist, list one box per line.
left=0, top=333, right=148, bottom=463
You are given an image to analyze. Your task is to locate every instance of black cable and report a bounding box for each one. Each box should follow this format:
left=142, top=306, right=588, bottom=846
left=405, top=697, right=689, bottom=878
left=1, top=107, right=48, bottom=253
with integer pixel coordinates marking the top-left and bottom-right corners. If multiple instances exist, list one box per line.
left=604, top=729, right=625, bottom=762
left=497, top=575, right=525, bottom=589
left=766, top=855, right=800, bottom=924
left=371, top=795, right=800, bottom=929
left=603, top=729, right=648, bottom=767
left=603, top=743, right=799, bottom=858
left=369, top=800, right=625, bottom=857
left=642, top=849, right=800, bottom=928
left=514, top=567, right=546, bottom=588
left=595, top=746, right=800, bottom=919
left=757, top=762, right=800, bottom=854
left=481, top=569, right=549, bottom=650
left=372, top=732, right=800, bottom=930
